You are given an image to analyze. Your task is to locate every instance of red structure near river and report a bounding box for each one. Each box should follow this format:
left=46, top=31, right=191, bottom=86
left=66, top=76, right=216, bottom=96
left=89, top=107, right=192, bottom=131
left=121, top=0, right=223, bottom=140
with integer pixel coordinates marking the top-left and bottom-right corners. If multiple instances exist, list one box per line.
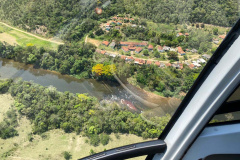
left=121, top=99, right=137, bottom=111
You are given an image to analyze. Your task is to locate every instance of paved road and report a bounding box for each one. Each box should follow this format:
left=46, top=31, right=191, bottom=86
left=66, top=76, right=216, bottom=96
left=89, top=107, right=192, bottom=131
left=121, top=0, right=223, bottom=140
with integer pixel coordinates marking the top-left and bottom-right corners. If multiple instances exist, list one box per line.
left=0, top=22, right=64, bottom=45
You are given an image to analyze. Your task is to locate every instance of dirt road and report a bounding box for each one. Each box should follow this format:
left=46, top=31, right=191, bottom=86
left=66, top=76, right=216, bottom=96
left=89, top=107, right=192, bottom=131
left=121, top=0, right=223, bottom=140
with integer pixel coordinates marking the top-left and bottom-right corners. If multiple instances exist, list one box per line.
left=0, top=21, right=64, bottom=45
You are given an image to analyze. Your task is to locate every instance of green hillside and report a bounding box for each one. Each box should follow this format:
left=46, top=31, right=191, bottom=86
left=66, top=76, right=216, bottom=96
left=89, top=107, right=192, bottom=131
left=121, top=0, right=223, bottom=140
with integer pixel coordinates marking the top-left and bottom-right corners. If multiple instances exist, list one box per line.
left=0, top=0, right=238, bottom=42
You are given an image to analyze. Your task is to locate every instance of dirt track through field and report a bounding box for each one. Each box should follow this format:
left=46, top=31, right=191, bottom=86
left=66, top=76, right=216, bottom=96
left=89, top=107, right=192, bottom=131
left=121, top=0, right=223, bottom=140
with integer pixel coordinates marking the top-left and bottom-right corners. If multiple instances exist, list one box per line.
left=0, top=22, right=64, bottom=45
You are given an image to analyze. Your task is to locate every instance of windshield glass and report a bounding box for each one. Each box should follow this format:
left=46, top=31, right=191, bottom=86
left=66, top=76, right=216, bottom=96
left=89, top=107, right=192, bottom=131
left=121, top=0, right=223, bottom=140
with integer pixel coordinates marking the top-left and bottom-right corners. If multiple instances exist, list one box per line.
left=0, top=0, right=238, bottom=159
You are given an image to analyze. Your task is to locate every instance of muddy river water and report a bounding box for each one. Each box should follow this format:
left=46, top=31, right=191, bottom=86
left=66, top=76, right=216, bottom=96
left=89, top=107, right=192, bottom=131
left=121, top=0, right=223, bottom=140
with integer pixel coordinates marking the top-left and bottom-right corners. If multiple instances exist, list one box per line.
left=0, top=58, right=181, bottom=116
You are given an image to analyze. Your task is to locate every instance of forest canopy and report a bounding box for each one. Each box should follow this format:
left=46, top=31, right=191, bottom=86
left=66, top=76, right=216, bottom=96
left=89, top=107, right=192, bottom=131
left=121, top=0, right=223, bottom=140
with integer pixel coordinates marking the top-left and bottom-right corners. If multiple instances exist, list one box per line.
left=0, top=0, right=238, bottom=42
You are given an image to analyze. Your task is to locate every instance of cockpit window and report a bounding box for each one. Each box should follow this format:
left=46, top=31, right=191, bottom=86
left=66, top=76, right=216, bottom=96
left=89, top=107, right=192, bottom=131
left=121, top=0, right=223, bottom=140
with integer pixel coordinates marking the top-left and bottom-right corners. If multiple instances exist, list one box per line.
left=0, top=0, right=239, bottom=159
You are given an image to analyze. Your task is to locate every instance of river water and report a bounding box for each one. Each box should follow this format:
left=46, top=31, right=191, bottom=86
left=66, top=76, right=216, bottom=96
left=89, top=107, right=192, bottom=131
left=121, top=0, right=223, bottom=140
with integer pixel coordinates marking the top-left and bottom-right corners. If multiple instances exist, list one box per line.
left=0, top=58, right=181, bottom=116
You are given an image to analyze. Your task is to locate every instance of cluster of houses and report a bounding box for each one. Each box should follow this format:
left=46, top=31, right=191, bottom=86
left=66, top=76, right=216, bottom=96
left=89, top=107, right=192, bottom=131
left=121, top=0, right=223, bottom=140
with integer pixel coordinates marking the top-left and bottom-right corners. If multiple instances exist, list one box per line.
left=212, top=35, right=226, bottom=44
left=95, top=49, right=210, bottom=70
left=102, top=40, right=189, bottom=56
left=104, top=16, right=136, bottom=31
left=176, top=32, right=189, bottom=37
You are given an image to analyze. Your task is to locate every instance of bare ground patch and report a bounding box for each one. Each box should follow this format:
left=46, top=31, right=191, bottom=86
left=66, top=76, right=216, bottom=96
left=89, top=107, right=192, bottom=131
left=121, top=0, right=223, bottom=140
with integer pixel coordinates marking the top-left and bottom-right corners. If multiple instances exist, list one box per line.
left=87, top=38, right=102, bottom=47
left=0, top=33, right=18, bottom=45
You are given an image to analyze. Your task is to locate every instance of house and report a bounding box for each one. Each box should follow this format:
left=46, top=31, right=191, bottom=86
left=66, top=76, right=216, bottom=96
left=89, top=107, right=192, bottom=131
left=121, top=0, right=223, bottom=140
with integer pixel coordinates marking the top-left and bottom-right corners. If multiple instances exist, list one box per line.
left=134, top=58, right=140, bottom=64
left=138, top=59, right=146, bottom=65
left=148, top=45, right=154, bottom=51
left=102, top=41, right=110, bottom=46
left=172, top=63, right=178, bottom=68
left=130, top=18, right=135, bottom=22
left=163, top=46, right=170, bottom=51
left=157, top=46, right=164, bottom=52
left=106, top=23, right=111, bottom=27
left=122, top=46, right=129, bottom=52
left=101, top=50, right=106, bottom=55
left=124, top=18, right=129, bottom=22
left=185, top=33, right=189, bottom=36
left=219, top=35, right=226, bottom=39
left=128, top=45, right=136, bottom=51
left=112, top=17, right=117, bottom=20
left=135, top=47, right=143, bottom=53
left=176, top=62, right=183, bottom=69
left=109, top=42, right=116, bottom=49
left=126, top=56, right=134, bottom=62
left=192, top=62, right=201, bottom=68
left=191, top=49, right=198, bottom=53
left=202, top=54, right=211, bottom=60
left=132, top=24, right=137, bottom=27
left=199, top=58, right=206, bottom=63
left=177, top=46, right=186, bottom=56
left=176, top=33, right=184, bottom=37
left=115, top=26, right=121, bottom=30
left=121, top=55, right=126, bottom=60
left=111, top=21, right=117, bottom=25
left=160, top=62, right=165, bottom=68
left=155, top=61, right=161, bottom=67
left=170, top=48, right=177, bottom=52
left=213, top=38, right=219, bottom=44
left=166, top=63, right=172, bottom=67
left=146, top=60, right=153, bottom=65
left=117, top=21, right=122, bottom=25
left=120, top=41, right=148, bottom=47
left=188, top=63, right=195, bottom=69
left=110, top=54, right=117, bottom=58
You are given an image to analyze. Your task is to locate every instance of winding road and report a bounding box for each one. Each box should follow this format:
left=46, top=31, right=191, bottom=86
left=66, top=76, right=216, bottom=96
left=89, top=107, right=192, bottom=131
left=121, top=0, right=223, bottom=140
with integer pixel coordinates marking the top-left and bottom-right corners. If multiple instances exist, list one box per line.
left=0, top=21, right=64, bottom=45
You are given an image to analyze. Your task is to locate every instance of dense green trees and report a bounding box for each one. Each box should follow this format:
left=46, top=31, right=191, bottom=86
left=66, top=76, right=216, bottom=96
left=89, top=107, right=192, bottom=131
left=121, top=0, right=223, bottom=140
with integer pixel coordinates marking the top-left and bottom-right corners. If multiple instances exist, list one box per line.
left=0, top=0, right=238, bottom=43
left=0, top=79, right=171, bottom=143
left=122, top=0, right=239, bottom=27
left=0, top=41, right=96, bottom=78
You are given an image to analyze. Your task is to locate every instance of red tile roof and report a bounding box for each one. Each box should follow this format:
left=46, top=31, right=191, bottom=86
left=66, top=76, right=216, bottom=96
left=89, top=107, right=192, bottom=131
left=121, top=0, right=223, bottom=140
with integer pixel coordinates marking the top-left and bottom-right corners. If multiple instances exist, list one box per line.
left=158, top=46, right=163, bottom=50
left=166, top=63, right=172, bottom=67
left=101, top=50, right=106, bottom=54
left=178, top=33, right=184, bottom=36
left=185, top=33, right=189, bottom=36
left=128, top=45, right=136, bottom=50
left=148, top=45, right=153, bottom=49
left=102, top=41, right=110, bottom=46
left=179, top=63, right=183, bottom=69
left=188, top=64, right=195, bottom=69
left=106, top=23, right=110, bottom=26
left=177, top=46, right=185, bottom=54
left=135, top=47, right=143, bottom=52
left=112, top=17, right=117, bottom=19
left=139, top=59, right=145, bottom=65
left=219, top=35, right=226, bottom=39
left=155, top=61, right=160, bottom=66
left=122, top=46, right=129, bottom=52
left=121, top=55, right=126, bottom=60
left=146, top=60, right=153, bottom=65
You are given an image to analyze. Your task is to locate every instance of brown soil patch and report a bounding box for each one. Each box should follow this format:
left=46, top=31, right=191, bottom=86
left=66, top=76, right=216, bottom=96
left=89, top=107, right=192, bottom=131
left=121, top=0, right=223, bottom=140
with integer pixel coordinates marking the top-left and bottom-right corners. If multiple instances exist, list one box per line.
left=0, top=33, right=18, bottom=45
left=87, top=38, right=102, bottom=47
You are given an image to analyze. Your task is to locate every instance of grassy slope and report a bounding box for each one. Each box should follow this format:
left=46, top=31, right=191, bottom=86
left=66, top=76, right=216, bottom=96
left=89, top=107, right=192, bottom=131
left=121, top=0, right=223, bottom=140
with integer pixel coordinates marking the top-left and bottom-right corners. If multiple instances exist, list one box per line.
left=0, top=94, right=149, bottom=160
left=0, top=24, right=58, bottom=50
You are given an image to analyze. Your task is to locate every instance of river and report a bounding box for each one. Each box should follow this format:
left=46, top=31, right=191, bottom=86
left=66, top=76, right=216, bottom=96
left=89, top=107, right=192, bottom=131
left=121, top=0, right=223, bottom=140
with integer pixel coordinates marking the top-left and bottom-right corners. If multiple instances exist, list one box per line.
left=0, top=58, right=181, bottom=116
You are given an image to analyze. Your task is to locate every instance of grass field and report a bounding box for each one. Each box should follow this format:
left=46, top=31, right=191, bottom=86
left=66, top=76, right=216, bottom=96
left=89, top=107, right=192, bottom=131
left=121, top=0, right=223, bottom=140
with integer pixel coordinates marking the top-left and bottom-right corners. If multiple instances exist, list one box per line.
left=0, top=94, right=150, bottom=160
left=0, top=24, right=59, bottom=50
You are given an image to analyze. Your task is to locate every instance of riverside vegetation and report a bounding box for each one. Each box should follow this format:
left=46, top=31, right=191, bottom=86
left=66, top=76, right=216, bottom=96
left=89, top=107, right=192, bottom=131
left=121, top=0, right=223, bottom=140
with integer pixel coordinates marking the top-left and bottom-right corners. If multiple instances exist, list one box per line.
left=0, top=79, right=171, bottom=147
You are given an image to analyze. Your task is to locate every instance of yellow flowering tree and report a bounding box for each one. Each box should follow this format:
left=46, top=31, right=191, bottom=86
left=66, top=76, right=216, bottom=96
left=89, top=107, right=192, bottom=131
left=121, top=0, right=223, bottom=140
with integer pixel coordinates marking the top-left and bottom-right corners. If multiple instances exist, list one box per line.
left=92, top=64, right=116, bottom=79
left=92, top=64, right=104, bottom=76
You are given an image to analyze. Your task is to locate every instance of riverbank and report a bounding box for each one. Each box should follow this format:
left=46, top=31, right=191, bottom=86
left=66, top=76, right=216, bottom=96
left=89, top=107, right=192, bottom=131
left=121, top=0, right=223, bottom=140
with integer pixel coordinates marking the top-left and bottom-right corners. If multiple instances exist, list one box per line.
left=0, top=93, right=149, bottom=160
